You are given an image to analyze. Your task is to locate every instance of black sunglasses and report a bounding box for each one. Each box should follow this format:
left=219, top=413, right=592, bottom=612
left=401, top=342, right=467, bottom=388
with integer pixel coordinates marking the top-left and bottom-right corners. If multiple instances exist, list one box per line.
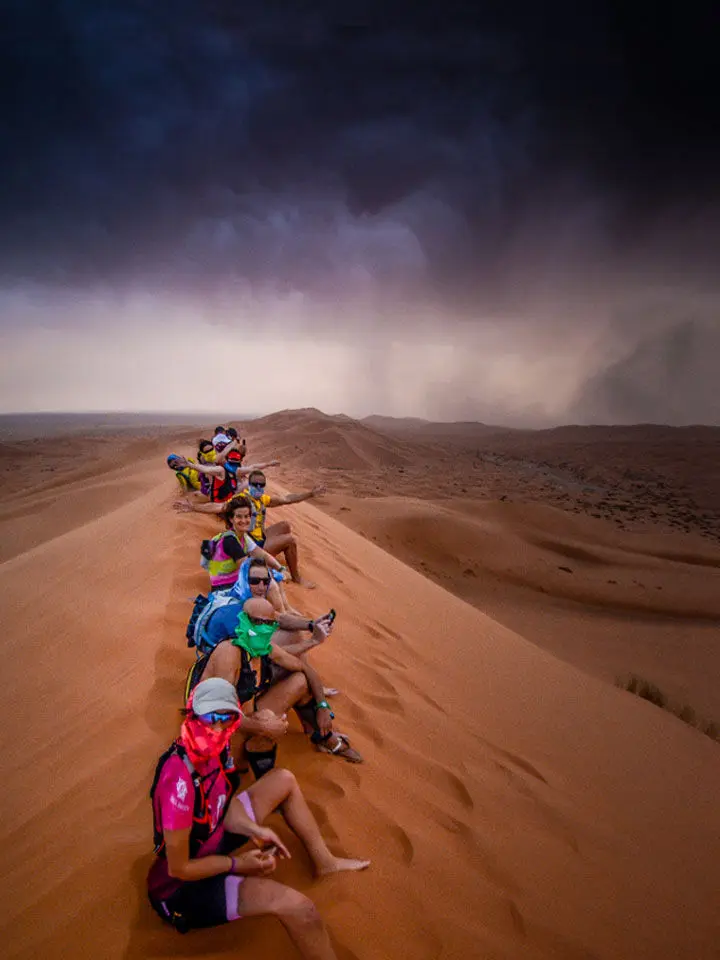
left=247, top=615, right=276, bottom=626
left=248, top=576, right=271, bottom=585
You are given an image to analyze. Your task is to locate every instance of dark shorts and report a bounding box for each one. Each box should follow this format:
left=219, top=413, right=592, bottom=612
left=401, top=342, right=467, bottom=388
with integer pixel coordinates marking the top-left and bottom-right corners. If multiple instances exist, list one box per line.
left=149, top=792, right=256, bottom=932
left=152, top=874, right=241, bottom=932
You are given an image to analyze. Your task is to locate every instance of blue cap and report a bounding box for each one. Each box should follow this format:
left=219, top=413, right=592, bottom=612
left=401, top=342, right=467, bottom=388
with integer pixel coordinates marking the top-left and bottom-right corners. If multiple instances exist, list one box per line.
left=167, top=454, right=181, bottom=465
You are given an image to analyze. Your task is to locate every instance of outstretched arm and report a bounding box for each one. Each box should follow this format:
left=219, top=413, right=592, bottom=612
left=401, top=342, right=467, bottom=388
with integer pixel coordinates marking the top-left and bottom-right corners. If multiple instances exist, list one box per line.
left=174, top=456, right=224, bottom=478
left=234, top=459, right=280, bottom=476
left=248, top=543, right=283, bottom=572
left=174, top=499, right=225, bottom=514
left=269, top=484, right=325, bottom=507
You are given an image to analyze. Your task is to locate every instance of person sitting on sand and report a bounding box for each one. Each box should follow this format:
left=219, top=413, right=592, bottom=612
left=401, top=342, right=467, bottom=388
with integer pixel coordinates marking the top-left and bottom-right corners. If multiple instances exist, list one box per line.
left=230, top=556, right=299, bottom=615
left=174, top=453, right=279, bottom=504
left=198, top=496, right=285, bottom=592
left=166, top=454, right=202, bottom=495
left=212, top=425, right=231, bottom=450
left=177, top=470, right=324, bottom=586
left=195, top=597, right=361, bottom=771
left=148, top=677, right=369, bottom=956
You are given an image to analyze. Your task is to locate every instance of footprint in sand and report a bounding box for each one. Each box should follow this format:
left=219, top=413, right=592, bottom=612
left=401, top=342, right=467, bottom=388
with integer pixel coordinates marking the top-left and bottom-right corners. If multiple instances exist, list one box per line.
left=433, top=810, right=521, bottom=893
left=313, top=776, right=347, bottom=801
left=340, top=697, right=385, bottom=747
left=365, top=692, right=405, bottom=715
left=387, top=823, right=415, bottom=865
left=371, top=651, right=409, bottom=672
left=492, top=748, right=549, bottom=786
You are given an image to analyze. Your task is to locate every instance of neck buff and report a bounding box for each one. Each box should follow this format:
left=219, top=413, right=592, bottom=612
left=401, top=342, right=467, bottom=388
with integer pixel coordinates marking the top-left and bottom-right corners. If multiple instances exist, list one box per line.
left=249, top=484, right=264, bottom=498
left=231, top=610, right=277, bottom=657
left=179, top=692, right=242, bottom=768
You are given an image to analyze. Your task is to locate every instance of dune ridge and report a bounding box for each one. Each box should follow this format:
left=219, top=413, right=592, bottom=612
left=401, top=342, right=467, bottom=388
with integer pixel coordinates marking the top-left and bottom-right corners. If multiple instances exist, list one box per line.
left=2, top=432, right=720, bottom=960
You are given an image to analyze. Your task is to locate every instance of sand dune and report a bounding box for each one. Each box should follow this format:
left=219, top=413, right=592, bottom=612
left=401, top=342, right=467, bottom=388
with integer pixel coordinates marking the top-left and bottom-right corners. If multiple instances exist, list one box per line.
left=2, top=420, right=720, bottom=959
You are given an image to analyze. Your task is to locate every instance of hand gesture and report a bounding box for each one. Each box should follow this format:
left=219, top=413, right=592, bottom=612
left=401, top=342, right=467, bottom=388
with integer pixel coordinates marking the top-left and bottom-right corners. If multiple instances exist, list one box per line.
left=251, top=826, right=291, bottom=859
left=316, top=706, right=333, bottom=737
left=172, top=499, right=193, bottom=513
left=232, top=848, right=277, bottom=877
left=311, top=616, right=334, bottom=644
left=260, top=712, right=289, bottom=739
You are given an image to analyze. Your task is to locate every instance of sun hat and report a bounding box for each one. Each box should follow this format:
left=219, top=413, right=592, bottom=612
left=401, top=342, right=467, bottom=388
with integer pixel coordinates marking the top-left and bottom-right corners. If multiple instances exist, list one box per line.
left=191, top=678, right=241, bottom=715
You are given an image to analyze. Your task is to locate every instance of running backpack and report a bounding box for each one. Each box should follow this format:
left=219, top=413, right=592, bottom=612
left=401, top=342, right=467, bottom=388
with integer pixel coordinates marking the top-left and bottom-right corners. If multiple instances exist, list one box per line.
left=199, top=532, right=226, bottom=571
left=150, top=742, right=238, bottom=858
left=185, top=591, right=239, bottom=653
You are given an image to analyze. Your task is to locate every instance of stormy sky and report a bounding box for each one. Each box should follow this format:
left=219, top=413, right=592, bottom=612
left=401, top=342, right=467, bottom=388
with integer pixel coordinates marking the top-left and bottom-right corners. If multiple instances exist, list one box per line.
left=1, top=1, right=718, bottom=424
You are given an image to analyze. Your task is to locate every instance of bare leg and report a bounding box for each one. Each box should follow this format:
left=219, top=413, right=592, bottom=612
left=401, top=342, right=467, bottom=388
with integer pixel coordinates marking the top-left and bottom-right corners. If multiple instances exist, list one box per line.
left=246, top=673, right=310, bottom=752
left=202, top=640, right=242, bottom=685
left=265, top=527, right=315, bottom=588
left=242, top=769, right=370, bottom=876
left=235, top=878, right=338, bottom=960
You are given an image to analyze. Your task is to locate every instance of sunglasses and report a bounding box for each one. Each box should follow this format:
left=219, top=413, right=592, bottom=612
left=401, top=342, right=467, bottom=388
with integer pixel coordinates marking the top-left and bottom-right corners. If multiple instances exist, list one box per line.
left=248, top=576, right=271, bottom=585
left=247, top=615, right=276, bottom=626
left=197, top=711, right=237, bottom=724
left=250, top=481, right=266, bottom=489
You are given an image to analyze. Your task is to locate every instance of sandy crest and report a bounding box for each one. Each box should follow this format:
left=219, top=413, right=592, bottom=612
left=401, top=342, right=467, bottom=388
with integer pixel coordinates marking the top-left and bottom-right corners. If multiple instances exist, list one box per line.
left=1, top=447, right=720, bottom=960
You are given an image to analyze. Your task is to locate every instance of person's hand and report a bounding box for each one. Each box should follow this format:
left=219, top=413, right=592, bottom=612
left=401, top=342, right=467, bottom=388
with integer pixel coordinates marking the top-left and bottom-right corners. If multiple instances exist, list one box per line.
left=311, top=484, right=326, bottom=497
left=172, top=499, right=193, bottom=513
left=250, top=826, right=291, bottom=859
left=259, top=713, right=289, bottom=739
left=268, top=458, right=280, bottom=466
left=311, top=617, right=333, bottom=644
left=173, top=456, right=189, bottom=468
left=317, top=706, right=333, bottom=737
left=231, top=849, right=277, bottom=877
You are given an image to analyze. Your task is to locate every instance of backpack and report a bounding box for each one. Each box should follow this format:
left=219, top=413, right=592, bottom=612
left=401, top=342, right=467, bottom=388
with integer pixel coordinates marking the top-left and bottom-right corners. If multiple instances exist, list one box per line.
left=150, top=742, right=238, bottom=858
left=199, top=531, right=226, bottom=571
left=185, top=590, right=240, bottom=654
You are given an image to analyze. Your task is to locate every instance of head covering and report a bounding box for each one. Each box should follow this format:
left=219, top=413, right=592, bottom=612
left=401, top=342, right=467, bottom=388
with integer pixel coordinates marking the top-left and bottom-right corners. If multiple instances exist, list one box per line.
left=166, top=454, right=181, bottom=466
left=226, top=449, right=243, bottom=462
left=191, top=678, right=241, bottom=715
left=213, top=432, right=230, bottom=449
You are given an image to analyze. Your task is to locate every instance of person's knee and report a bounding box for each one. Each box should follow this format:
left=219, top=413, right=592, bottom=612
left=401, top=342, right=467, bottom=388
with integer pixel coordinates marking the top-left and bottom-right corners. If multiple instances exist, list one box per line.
left=285, top=670, right=308, bottom=697
left=276, top=890, right=321, bottom=927
left=254, top=708, right=276, bottom=722
left=266, top=766, right=297, bottom=797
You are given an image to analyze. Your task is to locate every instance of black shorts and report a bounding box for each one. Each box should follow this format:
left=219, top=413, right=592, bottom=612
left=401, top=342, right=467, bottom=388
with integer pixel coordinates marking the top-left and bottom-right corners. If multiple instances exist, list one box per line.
left=151, top=875, right=235, bottom=932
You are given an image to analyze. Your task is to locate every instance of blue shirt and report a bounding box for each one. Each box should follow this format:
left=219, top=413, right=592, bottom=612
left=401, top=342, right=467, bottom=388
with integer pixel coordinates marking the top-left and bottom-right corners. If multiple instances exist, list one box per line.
left=204, top=602, right=244, bottom=648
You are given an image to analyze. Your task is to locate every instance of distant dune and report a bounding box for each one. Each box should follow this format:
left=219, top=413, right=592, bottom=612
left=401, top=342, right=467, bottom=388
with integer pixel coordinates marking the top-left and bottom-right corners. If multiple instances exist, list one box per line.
left=2, top=410, right=720, bottom=959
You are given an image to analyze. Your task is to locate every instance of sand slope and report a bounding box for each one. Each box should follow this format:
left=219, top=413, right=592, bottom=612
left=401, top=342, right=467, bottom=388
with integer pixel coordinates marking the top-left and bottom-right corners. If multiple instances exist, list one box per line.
left=2, top=441, right=720, bottom=960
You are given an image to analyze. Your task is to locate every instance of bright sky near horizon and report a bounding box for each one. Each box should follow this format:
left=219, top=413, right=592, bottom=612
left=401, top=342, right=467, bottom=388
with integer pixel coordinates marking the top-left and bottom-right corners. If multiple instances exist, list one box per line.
left=1, top=3, right=718, bottom=424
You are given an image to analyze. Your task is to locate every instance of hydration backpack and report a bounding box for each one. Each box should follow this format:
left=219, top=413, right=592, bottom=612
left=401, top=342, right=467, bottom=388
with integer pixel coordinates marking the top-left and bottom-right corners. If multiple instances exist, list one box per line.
left=150, top=741, right=238, bottom=858
left=185, top=591, right=239, bottom=654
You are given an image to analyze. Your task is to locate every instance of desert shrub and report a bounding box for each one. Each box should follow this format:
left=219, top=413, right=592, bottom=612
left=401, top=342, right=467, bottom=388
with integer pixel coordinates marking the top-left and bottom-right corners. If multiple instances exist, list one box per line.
left=617, top=674, right=719, bottom=744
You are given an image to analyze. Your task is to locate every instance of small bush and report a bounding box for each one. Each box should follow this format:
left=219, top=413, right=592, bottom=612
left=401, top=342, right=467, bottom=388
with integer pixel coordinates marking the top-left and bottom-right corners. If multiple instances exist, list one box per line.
left=617, top=674, right=719, bottom=744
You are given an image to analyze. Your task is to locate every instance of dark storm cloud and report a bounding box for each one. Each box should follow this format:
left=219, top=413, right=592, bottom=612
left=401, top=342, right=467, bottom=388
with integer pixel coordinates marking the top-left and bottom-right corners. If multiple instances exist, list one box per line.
left=1, top=1, right=719, bottom=423
left=2, top=0, right=718, bottom=301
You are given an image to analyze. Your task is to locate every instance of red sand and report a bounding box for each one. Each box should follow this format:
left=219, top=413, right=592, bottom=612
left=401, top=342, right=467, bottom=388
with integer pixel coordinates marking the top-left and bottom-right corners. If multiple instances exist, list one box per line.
left=1, top=412, right=719, bottom=960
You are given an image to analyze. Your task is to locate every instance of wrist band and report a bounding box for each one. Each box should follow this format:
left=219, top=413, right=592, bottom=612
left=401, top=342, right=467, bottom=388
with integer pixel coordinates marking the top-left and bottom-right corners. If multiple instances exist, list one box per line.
left=315, top=700, right=330, bottom=711
left=229, top=856, right=237, bottom=874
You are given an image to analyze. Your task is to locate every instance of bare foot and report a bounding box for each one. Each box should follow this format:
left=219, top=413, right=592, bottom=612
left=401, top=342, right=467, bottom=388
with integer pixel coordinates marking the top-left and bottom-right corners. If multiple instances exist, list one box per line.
left=317, top=856, right=371, bottom=877
left=293, top=577, right=317, bottom=589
